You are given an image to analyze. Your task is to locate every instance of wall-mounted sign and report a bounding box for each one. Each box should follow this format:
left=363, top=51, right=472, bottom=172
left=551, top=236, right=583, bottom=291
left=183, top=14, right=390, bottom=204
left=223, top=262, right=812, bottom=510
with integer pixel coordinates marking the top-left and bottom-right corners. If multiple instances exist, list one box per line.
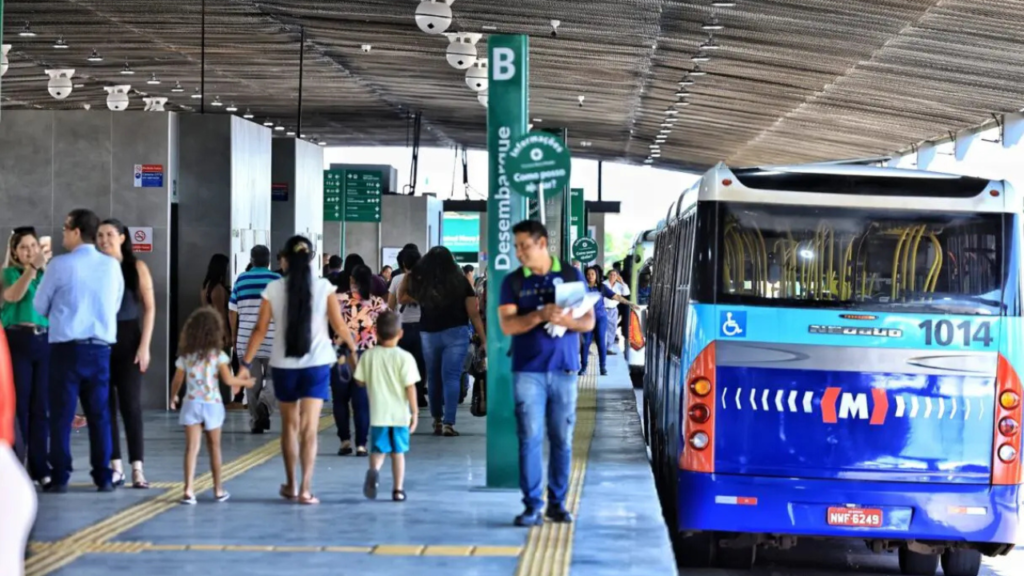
left=272, top=183, right=289, bottom=202
left=128, top=227, right=153, bottom=253
left=572, top=237, right=598, bottom=264
left=506, top=132, right=571, bottom=200
left=133, top=164, right=164, bottom=188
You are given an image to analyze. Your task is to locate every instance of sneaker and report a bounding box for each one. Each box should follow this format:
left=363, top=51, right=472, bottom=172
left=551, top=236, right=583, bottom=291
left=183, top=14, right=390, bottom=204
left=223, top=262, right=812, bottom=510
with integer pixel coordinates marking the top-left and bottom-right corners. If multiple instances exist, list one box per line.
left=546, top=506, right=574, bottom=524
left=514, top=508, right=544, bottom=527
left=42, top=482, right=68, bottom=494
left=256, top=403, right=271, bottom=431
left=363, top=468, right=379, bottom=500
left=442, top=424, right=459, bottom=437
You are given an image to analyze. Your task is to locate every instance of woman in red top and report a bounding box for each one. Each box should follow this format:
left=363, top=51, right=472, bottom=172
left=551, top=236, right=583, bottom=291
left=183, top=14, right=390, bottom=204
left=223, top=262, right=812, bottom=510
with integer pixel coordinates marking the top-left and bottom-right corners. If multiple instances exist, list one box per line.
left=331, top=264, right=387, bottom=456
left=0, top=324, right=38, bottom=576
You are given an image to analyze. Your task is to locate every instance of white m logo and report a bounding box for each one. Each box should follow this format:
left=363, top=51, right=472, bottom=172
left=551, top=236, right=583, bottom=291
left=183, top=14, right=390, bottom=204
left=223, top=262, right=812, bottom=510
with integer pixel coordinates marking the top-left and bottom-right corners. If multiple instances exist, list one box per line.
left=838, top=392, right=870, bottom=420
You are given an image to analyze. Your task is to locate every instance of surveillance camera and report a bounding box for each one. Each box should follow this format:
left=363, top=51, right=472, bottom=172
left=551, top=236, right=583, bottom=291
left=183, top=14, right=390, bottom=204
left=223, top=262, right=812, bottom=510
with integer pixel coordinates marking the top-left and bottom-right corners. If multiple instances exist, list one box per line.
left=551, top=19, right=561, bottom=38
left=465, top=58, right=488, bottom=92
left=143, top=96, right=167, bottom=112
left=361, top=44, right=372, bottom=53
left=444, top=32, right=481, bottom=70
left=578, top=94, right=585, bottom=108
left=104, top=85, right=131, bottom=112
left=415, top=0, right=454, bottom=35
left=46, top=69, right=75, bottom=100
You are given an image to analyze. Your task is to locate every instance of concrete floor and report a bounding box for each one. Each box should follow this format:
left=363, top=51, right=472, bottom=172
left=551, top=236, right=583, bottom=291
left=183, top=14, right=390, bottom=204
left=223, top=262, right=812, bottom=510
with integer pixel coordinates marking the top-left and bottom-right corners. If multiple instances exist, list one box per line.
left=26, top=355, right=675, bottom=576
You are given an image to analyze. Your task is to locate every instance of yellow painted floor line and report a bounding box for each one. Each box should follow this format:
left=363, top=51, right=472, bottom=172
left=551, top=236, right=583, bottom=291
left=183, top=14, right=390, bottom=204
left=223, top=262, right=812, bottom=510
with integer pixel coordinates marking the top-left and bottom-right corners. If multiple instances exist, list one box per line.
left=27, top=540, right=522, bottom=557
left=514, top=356, right=599, bottom=576
left=25, top=415, right=336, bottom=576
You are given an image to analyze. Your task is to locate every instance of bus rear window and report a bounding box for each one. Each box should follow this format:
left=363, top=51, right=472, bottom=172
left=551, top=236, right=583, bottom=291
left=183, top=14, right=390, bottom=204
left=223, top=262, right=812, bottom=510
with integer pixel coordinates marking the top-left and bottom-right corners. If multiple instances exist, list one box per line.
left=715, top=202, right=1007, bottom=316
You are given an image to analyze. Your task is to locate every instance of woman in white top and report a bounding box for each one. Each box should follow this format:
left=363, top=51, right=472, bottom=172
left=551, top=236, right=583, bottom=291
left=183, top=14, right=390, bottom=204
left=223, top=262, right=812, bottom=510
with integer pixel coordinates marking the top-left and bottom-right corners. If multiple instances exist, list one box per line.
left=603, top=269, right=630, bottom=354
left=241, top=236, right=357, bottom=505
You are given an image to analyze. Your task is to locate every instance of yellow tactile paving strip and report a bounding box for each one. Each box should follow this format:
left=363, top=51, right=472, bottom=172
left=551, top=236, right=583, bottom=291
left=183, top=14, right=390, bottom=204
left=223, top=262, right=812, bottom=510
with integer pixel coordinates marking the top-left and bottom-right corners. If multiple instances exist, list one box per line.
left=30, top=540, right=523, bottom=557
left=25, top=416, right=337, bottom=576
left=514, top=359, right=598, bottom=576
left=27, top=355, right=601, bottom=575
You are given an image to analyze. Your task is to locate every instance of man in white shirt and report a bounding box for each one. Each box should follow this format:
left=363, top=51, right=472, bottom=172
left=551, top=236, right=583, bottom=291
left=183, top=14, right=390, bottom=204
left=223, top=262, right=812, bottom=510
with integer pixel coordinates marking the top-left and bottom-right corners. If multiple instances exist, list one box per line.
left=603, top=269, right=630, bottom=354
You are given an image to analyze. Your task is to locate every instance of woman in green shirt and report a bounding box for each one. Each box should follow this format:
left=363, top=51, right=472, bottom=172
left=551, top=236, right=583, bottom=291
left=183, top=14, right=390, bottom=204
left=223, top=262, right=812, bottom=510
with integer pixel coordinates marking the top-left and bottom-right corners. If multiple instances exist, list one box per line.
left=1, top=227, right=51, bottom=484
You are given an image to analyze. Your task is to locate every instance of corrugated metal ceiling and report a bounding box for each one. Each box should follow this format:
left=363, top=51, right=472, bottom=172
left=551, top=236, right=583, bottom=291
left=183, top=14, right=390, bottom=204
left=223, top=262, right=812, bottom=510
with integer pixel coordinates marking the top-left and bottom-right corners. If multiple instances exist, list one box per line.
left=3, top=0, right=1023, bottom=170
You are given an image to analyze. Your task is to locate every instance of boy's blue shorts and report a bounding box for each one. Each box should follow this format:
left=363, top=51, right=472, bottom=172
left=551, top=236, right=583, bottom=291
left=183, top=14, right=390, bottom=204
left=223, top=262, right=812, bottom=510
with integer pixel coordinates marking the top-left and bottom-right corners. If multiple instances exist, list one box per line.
left=370, top=426, right=410, bottom=454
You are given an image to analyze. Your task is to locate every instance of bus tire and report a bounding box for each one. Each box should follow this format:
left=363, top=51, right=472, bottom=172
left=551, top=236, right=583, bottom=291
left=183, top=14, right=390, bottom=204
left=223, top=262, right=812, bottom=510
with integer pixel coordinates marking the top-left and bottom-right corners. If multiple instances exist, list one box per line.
left=898, top=547, right=939, bottom=576
left=941, top=550, right=981, bottom=576
left=717, top=542, right=756, bottom=570
left=675, top=532, right=716, bottom=568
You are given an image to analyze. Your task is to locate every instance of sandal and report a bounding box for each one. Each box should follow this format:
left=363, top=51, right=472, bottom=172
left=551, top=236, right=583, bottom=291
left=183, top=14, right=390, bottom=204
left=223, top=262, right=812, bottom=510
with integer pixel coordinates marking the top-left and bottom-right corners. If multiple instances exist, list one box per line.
left=338, top=444, right=353, bottom=456
left=363, top=468, right=379, bottom=500
left=111, top=470, right=126, bottom=487
left=355, top=446, right=368, bottom=457
left=442, top=424, right=460, bottom=437
left=180, top=493, right=197, bottom=505
left=392, top=489, right=406, bottom=502
left=132, top=470, right=150, bottom=490
left=297, top=493, right=320, bottom=505
left=279, top=484, right=297, bottom=501
left=433, top=418, right=443, bottom=436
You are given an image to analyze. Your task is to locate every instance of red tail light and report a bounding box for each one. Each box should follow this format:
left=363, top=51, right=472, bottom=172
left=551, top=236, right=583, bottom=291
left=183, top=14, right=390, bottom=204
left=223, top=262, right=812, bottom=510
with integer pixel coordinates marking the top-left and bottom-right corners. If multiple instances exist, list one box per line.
left=680, top=342, right=715, bottom=473
left=993, top=354, right=1022, bottom=485
left=629, top=309, right=645, bottom=351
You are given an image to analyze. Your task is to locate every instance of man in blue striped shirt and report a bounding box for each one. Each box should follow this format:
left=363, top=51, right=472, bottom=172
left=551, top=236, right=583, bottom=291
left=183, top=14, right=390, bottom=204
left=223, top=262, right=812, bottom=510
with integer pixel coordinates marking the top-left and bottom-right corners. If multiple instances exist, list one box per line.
left=229, top=245, right=280, bottom=434
left=34, top=209, right=124, bottom=492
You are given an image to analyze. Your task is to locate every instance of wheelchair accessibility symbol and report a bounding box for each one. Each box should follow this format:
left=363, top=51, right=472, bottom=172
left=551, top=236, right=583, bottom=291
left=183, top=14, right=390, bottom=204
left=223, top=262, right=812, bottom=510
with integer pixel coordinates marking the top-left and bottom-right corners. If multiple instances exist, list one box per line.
left=720, top=311, right=746, bottom=338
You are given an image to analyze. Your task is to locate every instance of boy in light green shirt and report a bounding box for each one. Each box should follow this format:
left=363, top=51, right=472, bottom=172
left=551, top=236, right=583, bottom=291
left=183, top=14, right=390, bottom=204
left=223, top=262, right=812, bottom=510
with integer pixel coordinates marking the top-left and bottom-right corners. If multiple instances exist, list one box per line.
left=355, top=311, right=420, bottom=502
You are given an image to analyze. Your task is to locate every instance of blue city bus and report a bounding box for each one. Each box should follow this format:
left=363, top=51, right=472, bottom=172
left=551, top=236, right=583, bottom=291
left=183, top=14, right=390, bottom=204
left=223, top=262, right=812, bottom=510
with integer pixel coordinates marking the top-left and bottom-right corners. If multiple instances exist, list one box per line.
left=644, top=163, right=1022, bottom=575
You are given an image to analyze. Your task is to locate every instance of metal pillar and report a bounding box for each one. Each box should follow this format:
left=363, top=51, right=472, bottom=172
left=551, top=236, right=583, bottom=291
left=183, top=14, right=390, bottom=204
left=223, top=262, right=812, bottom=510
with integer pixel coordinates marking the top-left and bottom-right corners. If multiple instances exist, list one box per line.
left=408, top=111, right=422, bottom=195
left=200, top=0, right=205, bottom=114
left=485, top=35, right=529, bottom=488
left=297, top=26, right=304, bottom=136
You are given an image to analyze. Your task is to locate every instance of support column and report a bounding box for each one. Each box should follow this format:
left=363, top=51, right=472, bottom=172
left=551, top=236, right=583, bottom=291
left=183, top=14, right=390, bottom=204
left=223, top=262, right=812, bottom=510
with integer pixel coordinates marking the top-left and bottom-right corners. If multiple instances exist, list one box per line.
left=486, top=34, right=529, bottom=488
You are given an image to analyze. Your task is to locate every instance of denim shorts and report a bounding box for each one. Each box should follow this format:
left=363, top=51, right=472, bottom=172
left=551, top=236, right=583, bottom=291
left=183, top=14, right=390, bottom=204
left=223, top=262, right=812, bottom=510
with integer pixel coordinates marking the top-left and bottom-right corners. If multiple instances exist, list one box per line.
left=272, top=365, right=332, bottom=403
left=370, top=426, right=410, bottom=454
left=179, top=400, right=226, bottom=431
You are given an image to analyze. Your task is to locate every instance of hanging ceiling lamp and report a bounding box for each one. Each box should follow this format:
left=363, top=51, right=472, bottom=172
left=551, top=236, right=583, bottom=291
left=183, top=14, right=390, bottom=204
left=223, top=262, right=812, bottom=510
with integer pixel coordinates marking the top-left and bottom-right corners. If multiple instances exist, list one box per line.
left=87, top=49, right=103, bottom=62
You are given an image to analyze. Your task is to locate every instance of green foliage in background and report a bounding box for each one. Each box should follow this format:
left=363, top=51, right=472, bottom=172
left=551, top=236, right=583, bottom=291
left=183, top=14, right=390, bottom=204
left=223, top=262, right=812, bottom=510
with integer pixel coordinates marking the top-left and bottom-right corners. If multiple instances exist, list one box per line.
left=603, top=229, right=635, bottom=269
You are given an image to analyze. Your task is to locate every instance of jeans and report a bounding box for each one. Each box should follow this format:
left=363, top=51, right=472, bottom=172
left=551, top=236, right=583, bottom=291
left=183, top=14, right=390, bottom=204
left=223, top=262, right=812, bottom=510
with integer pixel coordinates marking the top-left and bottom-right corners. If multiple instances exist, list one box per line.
left=245, top=357, right=276, bottom=428
left=579, top=313, right=608, bottom=372
left=8, top=328, right=50, bottom=481
left=109, top=320, right=144, bottom=463
left=421, top=326, right=470, bottom=425
left=399, top=322, right=427, bottom=401
left=332, top=359, right=369, bottom=447
left=514, top=371, right=579, bottom=511
left=49, top=343, right=113, bottom=487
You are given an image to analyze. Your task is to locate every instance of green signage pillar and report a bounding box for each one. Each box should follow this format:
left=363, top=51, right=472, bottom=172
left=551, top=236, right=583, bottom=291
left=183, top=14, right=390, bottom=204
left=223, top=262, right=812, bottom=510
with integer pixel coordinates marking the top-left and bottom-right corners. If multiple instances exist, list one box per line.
left=485, top=34, right=529, bottom=488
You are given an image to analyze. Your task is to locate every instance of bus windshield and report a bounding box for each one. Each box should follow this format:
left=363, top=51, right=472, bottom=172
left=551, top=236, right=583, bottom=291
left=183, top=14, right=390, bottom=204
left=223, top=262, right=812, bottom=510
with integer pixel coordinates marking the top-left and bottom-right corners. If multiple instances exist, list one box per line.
left=715, top=202, right=1008, bottom=316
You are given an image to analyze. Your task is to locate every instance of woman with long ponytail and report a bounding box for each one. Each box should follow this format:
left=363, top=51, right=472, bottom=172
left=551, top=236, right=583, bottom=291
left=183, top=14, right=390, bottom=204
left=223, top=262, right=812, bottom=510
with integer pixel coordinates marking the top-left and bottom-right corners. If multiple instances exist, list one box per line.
left=240, top=236, right=357, bottom=505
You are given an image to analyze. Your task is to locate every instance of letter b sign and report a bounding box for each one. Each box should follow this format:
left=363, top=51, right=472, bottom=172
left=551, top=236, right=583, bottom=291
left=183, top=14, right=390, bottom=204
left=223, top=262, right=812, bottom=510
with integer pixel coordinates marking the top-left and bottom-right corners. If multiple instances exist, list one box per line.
left=493, top=47, right=516, bottom=81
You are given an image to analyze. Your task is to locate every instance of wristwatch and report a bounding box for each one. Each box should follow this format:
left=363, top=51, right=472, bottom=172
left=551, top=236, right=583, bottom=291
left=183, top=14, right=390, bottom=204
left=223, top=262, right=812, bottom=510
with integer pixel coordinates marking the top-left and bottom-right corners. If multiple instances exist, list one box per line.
left=240, top=359, right=252, bottom=370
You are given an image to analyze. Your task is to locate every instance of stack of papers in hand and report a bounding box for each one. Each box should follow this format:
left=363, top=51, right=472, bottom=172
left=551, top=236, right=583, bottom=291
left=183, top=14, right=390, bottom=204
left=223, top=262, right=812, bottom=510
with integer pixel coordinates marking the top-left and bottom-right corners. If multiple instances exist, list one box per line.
left=545, top=282, right=600, bottom=338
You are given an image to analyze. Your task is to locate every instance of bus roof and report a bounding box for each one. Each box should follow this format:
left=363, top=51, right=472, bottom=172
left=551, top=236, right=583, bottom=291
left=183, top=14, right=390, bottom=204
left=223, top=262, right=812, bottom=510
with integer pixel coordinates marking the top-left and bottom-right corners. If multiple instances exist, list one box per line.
left=685, top=163, right=1017, bottom=214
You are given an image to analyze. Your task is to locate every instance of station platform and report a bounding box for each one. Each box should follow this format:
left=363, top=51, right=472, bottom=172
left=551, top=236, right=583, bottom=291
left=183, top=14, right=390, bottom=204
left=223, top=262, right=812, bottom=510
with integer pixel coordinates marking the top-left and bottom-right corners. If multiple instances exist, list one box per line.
left=24, top=356, right=676, bottom=576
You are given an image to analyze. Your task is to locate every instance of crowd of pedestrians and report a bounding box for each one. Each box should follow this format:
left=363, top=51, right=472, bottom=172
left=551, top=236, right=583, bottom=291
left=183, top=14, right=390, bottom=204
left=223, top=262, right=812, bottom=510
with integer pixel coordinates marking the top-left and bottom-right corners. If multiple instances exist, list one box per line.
left=2, top=213, right=623, bottom=574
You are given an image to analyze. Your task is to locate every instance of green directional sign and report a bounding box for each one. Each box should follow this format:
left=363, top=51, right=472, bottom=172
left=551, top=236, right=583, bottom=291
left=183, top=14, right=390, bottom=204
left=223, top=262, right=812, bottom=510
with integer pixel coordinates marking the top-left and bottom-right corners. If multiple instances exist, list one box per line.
left=506, top=132, right=571, bottom=200
left=569, top=187, right=585, bottom=244
left=324, top=170, right=345, bottom=222
left=572, top=236, right=599, bottom=264
left=344, top=170, right=383, bottom=223
left=486, top=34, right=529, bottom=489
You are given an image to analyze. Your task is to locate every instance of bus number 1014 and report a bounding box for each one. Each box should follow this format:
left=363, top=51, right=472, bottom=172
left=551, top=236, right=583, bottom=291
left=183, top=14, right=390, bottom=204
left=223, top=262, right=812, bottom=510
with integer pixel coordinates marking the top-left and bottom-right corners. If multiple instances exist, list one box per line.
left=918, top=319, right=993, bottom=348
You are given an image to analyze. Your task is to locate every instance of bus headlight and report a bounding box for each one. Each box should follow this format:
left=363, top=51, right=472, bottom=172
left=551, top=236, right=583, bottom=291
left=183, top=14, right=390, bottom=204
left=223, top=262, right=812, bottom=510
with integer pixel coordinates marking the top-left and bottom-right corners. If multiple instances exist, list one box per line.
left=690, top=378, right=712, bottom=397
left=1000, top=391, right=1020, bottom=410
left=997, top=444, right=1017, bottom=463
left=689, top=431, right=709, bottom=450
left=689, top=404, right=710, bottom=424
left=998, top=418, right=1019, bottom=437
